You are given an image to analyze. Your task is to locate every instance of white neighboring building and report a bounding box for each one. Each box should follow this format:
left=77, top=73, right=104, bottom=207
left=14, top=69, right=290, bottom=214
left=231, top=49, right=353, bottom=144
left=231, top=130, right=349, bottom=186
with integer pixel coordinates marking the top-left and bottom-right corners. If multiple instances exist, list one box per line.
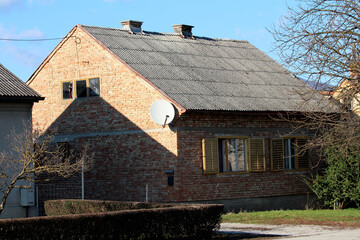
left=0, top=63, right=43, bottom=218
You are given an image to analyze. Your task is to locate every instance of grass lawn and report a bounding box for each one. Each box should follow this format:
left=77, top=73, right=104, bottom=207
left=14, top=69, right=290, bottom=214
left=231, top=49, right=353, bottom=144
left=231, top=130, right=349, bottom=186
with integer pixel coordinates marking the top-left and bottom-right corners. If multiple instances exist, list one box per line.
left=222, top=208, right=360, bottom=227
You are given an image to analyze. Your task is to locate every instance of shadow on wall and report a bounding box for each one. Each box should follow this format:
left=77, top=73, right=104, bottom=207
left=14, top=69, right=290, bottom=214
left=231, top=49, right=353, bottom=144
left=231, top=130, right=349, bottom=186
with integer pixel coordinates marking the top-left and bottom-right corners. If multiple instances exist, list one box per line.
left=37, top=96, right=178, bottom=215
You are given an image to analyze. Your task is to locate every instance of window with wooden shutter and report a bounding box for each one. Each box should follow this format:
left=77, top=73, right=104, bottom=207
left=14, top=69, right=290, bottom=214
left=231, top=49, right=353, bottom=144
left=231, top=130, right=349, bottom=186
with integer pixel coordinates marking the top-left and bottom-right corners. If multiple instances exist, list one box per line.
left=297, top=138, right=310, bottom=169
left=249, top=139, right=265, bottom=172
left=218, top=138, right=248, bottom=173
left=271, top=139, right=284, bottom=171
left=202, top=138, right=219, bottom=174
left=271, top=137, right=310, bottom=171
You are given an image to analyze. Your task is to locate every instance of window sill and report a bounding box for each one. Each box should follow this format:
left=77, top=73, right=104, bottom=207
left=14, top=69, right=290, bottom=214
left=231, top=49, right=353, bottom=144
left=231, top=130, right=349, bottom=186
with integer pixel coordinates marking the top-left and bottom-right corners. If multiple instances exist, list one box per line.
left=271, top=169, right=310, bottom=174
left=218, top=171, right=249, bottom=175
left=62, top=95, right=100, bottom=101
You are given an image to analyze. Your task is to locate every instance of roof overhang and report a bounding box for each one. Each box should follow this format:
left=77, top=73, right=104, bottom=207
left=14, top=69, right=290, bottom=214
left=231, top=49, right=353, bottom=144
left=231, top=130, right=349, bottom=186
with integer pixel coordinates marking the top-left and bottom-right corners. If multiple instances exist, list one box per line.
left=0, top=96, right=45, bottom=103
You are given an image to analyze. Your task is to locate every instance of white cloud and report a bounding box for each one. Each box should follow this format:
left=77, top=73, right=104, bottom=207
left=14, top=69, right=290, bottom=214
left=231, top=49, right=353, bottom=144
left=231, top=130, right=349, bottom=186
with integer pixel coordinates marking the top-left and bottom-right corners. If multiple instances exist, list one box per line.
left=18, top=28, right=45, bottom=39
left=27, top=0, right=55, bottom=5
left=235, top=27, right=266, bottom=41
left=0, top=23, right=16, bottom=39
left=0, top=0, right=19, bottom=7
left=0, top=0, right=54, bottom=12
left=103, top=0, right=132, bottom=2
left=0, top=0, right=21, bottom=12
left=6, top=43, right=43, bottom=67
left=0, top=23, right=45, bottom=39
left=0, top=24, right=46, bottom=69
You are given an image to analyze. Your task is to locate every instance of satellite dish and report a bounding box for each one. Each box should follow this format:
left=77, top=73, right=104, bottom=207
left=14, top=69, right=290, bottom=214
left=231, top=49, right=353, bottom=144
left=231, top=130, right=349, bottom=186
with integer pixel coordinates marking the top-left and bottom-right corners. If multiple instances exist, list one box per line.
left=150, top=100, right=175, bottom=126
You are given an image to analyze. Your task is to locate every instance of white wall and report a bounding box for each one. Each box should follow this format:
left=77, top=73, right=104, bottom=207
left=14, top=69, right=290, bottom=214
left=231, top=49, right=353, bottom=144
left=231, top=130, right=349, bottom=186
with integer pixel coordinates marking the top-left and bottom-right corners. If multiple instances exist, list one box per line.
left=0, top=102, right=37, bottom=219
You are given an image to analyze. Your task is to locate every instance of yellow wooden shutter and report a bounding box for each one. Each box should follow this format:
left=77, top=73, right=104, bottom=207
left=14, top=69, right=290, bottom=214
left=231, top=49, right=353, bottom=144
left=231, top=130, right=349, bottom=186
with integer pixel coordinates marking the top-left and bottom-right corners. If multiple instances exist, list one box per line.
left=202, top=138, right=219, bottom=174
left=249, top=139, right=265, bottom=172
left=271, top=139, right=284, bottom=171
left=297, top=138, right=310, bottom=169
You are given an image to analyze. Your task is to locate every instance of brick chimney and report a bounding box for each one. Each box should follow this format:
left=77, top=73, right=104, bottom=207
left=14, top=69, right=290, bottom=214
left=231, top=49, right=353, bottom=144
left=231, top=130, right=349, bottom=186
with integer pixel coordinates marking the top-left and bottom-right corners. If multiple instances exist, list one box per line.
left=172, top=24, right=194, bottom=38
left=121, top=20, right=143, bottom=34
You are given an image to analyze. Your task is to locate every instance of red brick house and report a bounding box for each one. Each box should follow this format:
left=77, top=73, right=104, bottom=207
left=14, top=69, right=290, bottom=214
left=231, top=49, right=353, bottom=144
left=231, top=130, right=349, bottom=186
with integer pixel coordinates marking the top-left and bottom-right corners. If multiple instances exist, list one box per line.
left=27, top=21, right=329, bottom=212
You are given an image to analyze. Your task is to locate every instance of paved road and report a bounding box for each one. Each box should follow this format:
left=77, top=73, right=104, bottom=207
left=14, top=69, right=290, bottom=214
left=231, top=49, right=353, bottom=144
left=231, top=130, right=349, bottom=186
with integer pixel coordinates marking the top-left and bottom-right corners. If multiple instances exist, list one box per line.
left=219, top=223, right=360, bottom=239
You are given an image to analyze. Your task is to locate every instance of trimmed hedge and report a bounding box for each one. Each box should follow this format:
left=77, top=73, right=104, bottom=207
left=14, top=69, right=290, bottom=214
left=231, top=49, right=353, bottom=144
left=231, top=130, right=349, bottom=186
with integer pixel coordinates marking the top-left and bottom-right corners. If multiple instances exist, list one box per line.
left=0, top=200, right=224, bottom=240
left=45, top=199, right=173, bottom=215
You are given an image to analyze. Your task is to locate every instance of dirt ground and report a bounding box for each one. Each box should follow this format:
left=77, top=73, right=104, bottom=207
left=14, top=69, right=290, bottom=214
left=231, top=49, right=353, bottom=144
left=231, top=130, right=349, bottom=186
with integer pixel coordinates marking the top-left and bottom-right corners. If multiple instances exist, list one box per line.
left=217, top=223, right=360, bottom=239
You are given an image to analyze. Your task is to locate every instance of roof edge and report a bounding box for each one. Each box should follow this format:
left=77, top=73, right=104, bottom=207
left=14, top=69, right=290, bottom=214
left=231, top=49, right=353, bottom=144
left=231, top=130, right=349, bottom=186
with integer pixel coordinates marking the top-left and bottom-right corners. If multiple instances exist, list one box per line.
left=79, top=24, right=250, bottom=44
left=0, top=96, right=45, bottom=103
left=26, top=25, right=79, bottom=85
left=78, top=24, right=187, bottom=113
left=184, top=109, right=335, bottom=115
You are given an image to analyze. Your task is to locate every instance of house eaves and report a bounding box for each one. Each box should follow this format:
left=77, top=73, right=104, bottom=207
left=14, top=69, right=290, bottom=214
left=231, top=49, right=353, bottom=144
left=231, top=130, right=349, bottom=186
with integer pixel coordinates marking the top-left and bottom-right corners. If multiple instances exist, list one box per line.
left=0, top=63, right=44, bottom=102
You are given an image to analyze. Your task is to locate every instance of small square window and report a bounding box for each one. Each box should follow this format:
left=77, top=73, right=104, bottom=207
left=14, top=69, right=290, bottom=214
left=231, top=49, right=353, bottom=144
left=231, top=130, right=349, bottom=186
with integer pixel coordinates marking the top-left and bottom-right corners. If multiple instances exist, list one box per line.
left=89, top=78, right=100, bottom=97
left=76, top=80, right=87, bottom=98
left=62, top=82, right=73, bottom=99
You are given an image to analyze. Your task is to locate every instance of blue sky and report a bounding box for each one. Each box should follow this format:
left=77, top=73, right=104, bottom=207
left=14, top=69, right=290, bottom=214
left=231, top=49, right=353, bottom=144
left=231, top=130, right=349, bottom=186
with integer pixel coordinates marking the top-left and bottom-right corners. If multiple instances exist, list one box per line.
left=0, top=0, right=297, bottom=81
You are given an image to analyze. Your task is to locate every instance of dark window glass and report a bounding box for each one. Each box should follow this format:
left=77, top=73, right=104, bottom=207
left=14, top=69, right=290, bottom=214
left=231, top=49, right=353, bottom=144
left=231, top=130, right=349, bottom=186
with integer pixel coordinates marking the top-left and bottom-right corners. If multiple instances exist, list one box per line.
left=57, top=142, right=70, bottom=160
left=76, top=80, right=87, bottom=98
left=62, top=82, right=73, bottom=99
left=284, top=138, right=296, bottom=170
left=89, top=78, right=100, bottom=97
left=218, top=139, right=224, bottom=173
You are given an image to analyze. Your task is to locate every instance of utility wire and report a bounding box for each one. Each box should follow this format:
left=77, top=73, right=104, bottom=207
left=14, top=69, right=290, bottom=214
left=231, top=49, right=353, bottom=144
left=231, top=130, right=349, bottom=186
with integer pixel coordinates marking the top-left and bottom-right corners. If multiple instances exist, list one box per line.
left=0, top=37, right=64, bottom=42
left=0, top=36, right=74, bottom=42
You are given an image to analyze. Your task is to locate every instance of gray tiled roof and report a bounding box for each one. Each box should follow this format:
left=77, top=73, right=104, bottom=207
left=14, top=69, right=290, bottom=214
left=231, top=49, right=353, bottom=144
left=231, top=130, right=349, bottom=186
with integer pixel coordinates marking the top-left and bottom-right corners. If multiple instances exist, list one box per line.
left=81, top=25, right=330, bottom=112
left=0, top=64, right=43, bottom=102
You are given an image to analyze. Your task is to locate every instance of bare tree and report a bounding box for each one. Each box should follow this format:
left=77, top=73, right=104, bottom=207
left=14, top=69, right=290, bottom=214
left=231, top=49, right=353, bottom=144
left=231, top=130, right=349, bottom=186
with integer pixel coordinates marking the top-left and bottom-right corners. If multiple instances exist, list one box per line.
left=0, top=123, right=93, bottom=215
left=270, top=0, right=360, bottom=150
left=272, top=0, right=360, bottom=208
left=273, top=0, right=360, bottom=86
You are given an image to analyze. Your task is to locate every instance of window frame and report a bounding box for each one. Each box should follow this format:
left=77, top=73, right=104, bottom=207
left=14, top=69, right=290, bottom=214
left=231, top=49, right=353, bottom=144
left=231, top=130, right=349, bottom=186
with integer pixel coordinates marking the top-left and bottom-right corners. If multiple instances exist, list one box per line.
left=61, top=77, right=100, bottom=100
left=202, top=137, right=265, bottom=175
left=218, top=136, right=249, bottom=174
left=57, top=142, right=70, bottom=161
left=271, top=136, right=310, bottom=172
left=62, top=81, right=73, bottom=99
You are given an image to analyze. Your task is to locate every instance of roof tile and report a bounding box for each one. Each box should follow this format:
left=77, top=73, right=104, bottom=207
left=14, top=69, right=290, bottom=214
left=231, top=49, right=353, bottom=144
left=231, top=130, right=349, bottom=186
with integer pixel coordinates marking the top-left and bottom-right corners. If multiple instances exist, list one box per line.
left=81, top=25, right=330, bottom=112
left=0, top=63, right=43, bottom=101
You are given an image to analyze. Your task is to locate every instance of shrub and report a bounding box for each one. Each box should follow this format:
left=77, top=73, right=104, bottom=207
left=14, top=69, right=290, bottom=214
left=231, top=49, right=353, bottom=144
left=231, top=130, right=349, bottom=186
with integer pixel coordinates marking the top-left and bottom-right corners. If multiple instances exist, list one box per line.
left=0, top=200, right=224, bottom=240
left=307, top=147, right=360, bottom=209
left=45, top=199, right=171, bottom=215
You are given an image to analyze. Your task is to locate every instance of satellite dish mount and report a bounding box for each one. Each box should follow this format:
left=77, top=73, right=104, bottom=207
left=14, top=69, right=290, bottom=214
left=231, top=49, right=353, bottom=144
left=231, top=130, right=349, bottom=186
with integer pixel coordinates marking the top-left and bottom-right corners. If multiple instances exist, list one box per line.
left=150, top=100, right=175, bottom=128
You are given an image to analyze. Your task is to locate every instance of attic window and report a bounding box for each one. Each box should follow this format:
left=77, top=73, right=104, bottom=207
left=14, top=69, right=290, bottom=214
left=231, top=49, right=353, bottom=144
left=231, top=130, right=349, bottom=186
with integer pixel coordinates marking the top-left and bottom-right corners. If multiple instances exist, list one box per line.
left=62, top=78, right=100, bottom=99
left=62, top=82, right=73, bottom=99
left=76, top=80, right=87, bottom=98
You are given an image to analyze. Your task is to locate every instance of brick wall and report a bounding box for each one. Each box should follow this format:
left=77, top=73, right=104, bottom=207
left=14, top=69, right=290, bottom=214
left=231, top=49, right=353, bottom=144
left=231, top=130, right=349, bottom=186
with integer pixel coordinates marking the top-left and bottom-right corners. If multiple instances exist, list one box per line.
left=171, top=111, right=312, bottom=202
left=28, top=26, right=179, bottom=210
left=28, top=26, right=313, bottom=211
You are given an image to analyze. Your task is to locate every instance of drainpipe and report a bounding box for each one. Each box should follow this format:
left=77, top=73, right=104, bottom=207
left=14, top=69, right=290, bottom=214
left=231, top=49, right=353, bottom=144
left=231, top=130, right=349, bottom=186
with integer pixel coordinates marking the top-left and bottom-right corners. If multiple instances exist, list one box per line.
left=81, top=159, right=84, bottom=200
left=145, top=184, right=149, bottom=202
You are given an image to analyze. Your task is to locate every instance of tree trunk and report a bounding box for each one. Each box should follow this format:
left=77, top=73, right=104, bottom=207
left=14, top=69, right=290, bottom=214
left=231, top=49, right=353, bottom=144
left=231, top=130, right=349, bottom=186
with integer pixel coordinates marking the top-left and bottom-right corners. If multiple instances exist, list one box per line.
left=0, top=184, right=14, bottom=216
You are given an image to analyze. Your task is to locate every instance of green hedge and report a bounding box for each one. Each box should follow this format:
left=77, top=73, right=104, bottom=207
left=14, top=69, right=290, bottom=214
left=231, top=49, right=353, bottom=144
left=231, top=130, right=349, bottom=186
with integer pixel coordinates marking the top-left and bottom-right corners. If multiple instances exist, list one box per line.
left=0, top=200, right=224, bottom=240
